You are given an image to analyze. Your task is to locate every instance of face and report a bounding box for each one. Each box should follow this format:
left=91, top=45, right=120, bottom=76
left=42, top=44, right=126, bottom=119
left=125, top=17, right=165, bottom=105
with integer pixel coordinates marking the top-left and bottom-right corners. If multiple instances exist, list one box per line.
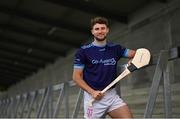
left=91, top=23, right=109, bottom=41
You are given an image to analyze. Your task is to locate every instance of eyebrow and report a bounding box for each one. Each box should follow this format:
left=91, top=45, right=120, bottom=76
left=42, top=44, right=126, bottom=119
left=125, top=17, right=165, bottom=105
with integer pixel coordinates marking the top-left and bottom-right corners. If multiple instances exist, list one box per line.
left=94, top=27, right=106, bottom=30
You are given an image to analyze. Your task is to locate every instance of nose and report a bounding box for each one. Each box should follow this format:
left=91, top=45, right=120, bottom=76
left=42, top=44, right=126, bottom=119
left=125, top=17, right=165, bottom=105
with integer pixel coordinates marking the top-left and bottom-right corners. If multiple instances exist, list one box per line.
left=98, top=28, right=104, bottom=33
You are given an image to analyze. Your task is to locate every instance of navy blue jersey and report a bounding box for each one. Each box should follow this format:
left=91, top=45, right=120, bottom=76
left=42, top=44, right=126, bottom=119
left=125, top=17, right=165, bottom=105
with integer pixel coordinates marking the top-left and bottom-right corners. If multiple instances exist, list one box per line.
left=74, top=42, right=129, bottom=90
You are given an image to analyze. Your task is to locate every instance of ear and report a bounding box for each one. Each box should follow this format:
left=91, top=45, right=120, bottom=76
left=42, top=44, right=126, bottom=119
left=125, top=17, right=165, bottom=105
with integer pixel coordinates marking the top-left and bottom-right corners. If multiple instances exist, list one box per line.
left=106, top=28, right=109, bottom=33
left=91, top=29, right=94, bottom=35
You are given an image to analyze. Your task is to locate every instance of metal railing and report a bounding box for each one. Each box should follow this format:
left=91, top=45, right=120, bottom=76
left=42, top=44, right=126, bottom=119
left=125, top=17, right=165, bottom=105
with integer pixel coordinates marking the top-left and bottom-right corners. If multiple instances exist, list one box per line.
left=0, top=47, right=179, bottom=118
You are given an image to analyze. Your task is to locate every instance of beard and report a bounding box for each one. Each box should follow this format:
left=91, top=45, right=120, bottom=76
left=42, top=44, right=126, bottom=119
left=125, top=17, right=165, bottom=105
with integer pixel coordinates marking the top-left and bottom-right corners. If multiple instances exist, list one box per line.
left=94, top=36, right=106, bottom=41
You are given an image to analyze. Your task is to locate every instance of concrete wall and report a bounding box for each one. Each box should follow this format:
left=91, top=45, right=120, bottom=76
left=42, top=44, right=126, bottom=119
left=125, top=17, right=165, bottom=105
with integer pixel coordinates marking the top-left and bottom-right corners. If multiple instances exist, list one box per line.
left=4, top=0, right=180, bottom=96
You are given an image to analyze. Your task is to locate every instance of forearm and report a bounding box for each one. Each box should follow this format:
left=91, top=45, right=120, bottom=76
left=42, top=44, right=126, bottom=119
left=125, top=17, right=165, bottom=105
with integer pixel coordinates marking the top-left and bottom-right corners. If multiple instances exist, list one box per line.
left=73, top=74, right=94, bottom=95
left=127, top=49, right=136, bottom=65
left=128, top=49, right=136, bottom=58
left=72, top=69, right=103, bottom=100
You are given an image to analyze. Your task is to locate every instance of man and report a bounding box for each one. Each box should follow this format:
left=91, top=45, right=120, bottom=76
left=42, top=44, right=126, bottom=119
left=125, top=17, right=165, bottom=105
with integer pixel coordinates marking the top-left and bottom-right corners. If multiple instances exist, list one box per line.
left=73, top=16, right=135, bottom=118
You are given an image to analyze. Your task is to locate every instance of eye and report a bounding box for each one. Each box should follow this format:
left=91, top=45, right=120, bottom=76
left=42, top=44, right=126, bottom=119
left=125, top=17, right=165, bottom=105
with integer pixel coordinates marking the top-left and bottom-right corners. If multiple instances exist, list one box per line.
left=101, top=27, right=106, bottom=30
left=95, top=28, right=99, bottom=30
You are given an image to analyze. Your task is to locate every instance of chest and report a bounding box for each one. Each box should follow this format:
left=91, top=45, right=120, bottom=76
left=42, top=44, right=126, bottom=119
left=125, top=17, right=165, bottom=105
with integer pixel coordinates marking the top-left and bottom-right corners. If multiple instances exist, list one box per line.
left=85, top=48, right=118, bottom=65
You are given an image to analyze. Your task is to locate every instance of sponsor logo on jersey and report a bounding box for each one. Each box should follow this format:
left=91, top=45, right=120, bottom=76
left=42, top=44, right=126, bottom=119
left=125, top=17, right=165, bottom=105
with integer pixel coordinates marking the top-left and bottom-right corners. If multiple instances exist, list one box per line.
left=92, top=58, right=116, bottom=65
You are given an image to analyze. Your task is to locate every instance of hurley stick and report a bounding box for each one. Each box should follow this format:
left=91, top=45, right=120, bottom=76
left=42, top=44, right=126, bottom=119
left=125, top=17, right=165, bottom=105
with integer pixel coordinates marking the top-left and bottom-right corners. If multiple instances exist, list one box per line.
left=88, top=48, right=151, bottom=106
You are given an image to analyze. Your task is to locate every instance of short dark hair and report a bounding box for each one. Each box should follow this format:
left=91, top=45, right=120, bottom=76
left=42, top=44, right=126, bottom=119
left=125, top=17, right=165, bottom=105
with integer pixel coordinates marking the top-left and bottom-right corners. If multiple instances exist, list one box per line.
left=90, top=16, right=109, bottom=29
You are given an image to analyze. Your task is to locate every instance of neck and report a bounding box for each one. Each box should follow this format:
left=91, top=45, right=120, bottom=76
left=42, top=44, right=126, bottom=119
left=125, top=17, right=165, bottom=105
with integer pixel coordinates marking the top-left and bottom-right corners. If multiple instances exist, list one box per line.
left=93, top=38, right=107, bottom=46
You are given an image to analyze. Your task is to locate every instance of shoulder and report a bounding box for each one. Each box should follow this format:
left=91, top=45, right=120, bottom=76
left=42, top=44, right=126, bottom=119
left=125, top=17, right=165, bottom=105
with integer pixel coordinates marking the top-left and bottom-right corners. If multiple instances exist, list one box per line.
left=75, top=43, right=93, bottom=55
left=107, top=42, right=123, bottom=48
left=81, top=43, right=94, bottom=49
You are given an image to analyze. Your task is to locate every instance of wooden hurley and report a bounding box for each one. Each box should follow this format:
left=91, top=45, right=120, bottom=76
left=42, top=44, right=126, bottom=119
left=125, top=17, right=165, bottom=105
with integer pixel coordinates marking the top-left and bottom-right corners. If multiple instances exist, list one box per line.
left=88, top=48, right=151, bottom=106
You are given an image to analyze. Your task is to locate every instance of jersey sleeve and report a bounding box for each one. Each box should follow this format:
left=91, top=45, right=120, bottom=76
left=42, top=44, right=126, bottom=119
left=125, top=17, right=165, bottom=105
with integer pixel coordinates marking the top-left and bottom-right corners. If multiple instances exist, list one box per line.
left=73, top=48, right=85, bottom=69
left=117, top=45, right=130, bottom=59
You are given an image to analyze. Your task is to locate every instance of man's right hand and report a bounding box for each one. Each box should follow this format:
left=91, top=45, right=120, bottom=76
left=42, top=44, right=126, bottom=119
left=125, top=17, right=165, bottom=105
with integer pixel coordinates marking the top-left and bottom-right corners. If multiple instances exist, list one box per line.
left=91, top=90, right=104, bottom=100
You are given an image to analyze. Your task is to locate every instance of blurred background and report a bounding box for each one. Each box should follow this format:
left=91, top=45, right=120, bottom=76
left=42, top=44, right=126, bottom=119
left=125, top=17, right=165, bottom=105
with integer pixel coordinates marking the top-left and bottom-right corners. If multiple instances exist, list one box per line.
left=0, top=0, right=180, bottom=118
